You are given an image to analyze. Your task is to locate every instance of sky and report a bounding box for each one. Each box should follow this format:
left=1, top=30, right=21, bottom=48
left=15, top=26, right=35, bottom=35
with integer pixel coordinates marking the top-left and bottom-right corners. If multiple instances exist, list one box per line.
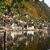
left=40, top=0, right=50, bottom=7
left=45, top=0, right=50, bottom=7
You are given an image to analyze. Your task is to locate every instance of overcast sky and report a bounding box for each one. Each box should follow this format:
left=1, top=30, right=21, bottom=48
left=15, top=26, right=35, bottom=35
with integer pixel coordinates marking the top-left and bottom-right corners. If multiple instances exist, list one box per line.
left=45, top=0, right=50, bottom=7
left=40, top=0, right=50, bottom=7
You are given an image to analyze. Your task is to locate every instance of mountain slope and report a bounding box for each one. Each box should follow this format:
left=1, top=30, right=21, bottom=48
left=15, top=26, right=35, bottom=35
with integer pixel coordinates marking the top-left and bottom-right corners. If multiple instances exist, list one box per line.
left=24, top=1, right=50, bottom=21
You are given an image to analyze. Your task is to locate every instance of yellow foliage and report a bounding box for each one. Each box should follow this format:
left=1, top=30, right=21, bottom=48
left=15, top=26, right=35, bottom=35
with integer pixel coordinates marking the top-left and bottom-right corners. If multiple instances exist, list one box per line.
left=24, top=2, right=39, bottom=20
left=4, top=0, right=13, bottom=6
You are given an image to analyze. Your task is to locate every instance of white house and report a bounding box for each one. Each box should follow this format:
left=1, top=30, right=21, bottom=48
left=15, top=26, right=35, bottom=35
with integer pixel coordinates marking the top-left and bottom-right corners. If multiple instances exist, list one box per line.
left=11, top=22, right=22, bottom=30
left=11, top=22, right=22, bottom=39
left=27, top=26, right=34, bottom=35
left=27, top=20, right=34, bottom=35
left=43, top=26, right=48, bottom=37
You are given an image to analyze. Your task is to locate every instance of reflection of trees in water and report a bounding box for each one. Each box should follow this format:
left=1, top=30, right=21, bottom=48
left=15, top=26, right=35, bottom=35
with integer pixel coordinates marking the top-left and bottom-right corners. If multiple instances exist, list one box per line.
left=0, top=23, right=49, bottom=50
left=0, top=33, right=50, bottom=50
left=5, top=35, right=50, bottom=50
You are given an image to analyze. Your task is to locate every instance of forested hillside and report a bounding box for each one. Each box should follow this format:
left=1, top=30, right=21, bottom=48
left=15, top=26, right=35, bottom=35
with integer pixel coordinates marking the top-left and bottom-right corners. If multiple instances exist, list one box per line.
left=0, top=0, right=50, bottom=21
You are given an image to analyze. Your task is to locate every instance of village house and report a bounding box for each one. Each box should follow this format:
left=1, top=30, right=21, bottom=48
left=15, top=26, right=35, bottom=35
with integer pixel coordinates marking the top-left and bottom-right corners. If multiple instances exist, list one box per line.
left=42, top=23, right=48, bottom=37
left=11, top=21, right=22, bottom=30
left=23, top=20, right=34, bottom=35
left=27, top=20, right=34, bottom=35
left=10, top=21, right=22, bottom=39
left=39, top=23, right=48, bottom=38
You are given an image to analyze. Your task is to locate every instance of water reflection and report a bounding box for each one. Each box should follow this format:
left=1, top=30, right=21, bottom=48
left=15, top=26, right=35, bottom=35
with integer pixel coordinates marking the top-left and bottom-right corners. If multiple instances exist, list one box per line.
left=0, top=22, right=49, bottom=50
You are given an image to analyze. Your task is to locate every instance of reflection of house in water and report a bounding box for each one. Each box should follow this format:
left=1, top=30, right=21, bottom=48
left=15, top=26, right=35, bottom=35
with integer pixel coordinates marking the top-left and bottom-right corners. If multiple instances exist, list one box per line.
left=0, top=30, right=4, bottom=44
left=11, top=21, right=22, bottom=39
left=42, top=23, right=48, bottom=37
left=23, top=20, right=34, bottom=35
left=39, top=23, right=48, bottom=38
left=27, top=20, right=34, bottom=35
left=10, top=20, right=34, bottom=39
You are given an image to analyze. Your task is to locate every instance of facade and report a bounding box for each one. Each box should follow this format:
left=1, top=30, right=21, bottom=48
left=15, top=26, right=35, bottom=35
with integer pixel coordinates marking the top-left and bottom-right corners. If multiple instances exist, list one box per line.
left=11, top=22, right=22, bottom=39
left=23, top=20, right=34, bottom=35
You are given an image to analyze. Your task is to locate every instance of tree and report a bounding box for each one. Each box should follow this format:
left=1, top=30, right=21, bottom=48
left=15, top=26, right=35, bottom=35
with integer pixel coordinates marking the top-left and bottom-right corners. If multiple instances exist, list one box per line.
left=4, top=0, right=13, bottom=6
left=4, top=0, right=13, bottom=12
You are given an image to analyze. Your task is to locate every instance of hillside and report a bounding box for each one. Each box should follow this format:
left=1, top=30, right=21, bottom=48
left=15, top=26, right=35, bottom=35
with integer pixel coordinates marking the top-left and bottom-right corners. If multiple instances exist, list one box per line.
left=23, top=1, right=50, bottom=21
